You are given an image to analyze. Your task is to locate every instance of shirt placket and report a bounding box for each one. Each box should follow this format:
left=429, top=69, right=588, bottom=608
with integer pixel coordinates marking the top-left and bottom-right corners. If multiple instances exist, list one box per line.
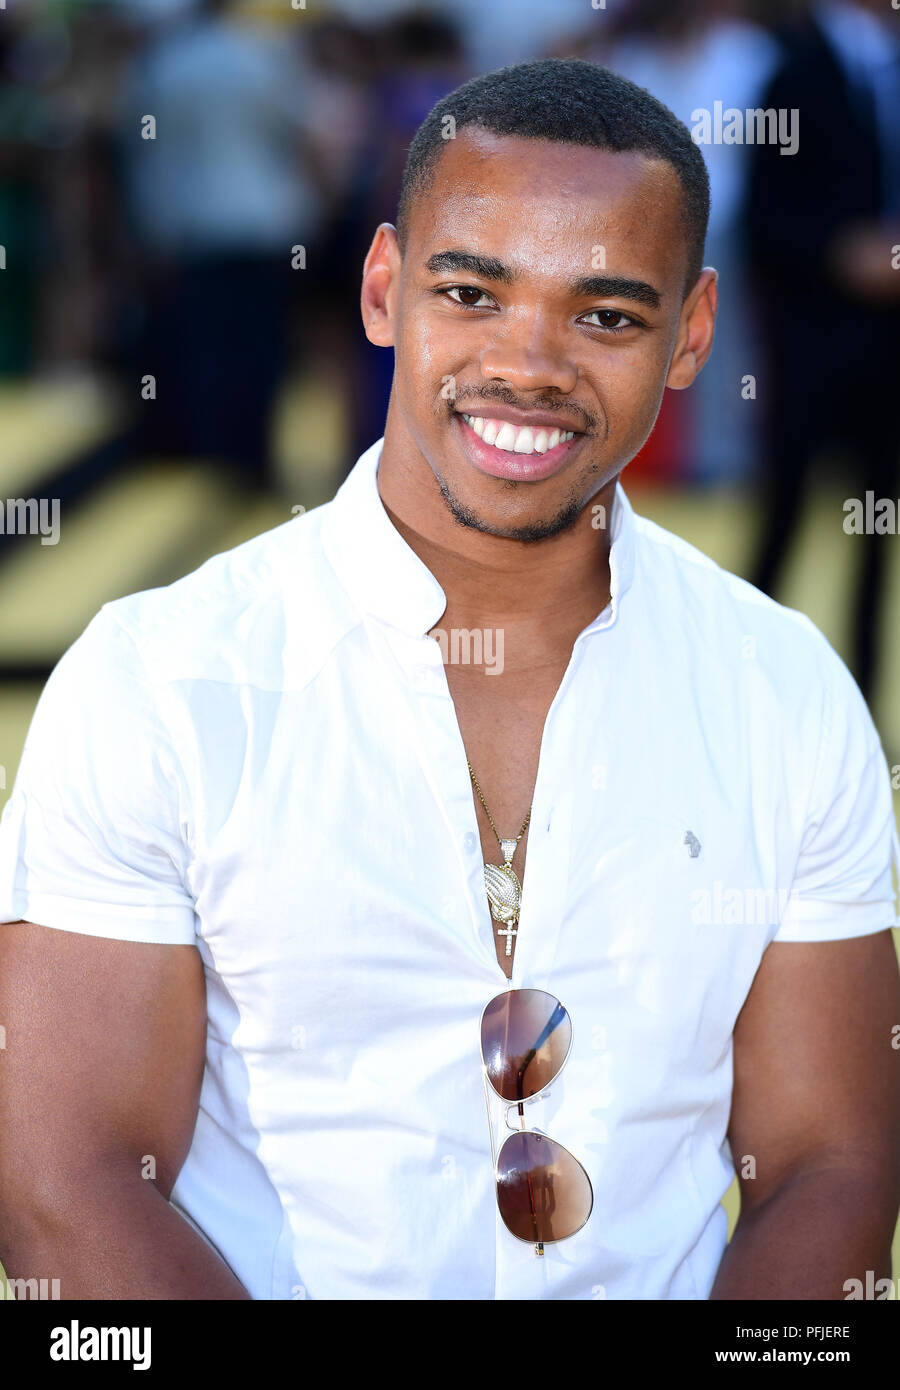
left=371, top=614, right=601, bottom=1298
left=371, top=622, right=503, bottom=972
left=491, top=632, right=593, bottom=1298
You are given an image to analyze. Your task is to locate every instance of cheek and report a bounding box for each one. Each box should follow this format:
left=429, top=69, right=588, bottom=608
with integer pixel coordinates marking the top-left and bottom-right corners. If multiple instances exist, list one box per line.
left=395, top=310, right=445, bottom=397
left=397, top=309, right=474, bottom=417
left=592, top=344, right=670, bottom=444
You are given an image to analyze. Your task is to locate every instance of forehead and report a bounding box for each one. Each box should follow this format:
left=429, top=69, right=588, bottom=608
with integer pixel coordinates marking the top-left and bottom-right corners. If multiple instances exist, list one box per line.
left=409, top=128, right=687, bottom=292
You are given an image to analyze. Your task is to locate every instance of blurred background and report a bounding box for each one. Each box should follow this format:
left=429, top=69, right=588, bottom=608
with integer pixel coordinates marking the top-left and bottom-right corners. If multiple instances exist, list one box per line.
left=0, top=0, right=898, bottom=1282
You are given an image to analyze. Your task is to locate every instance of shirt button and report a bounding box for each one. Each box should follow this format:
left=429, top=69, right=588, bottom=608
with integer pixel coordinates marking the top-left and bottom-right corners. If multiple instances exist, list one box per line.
left=464, top=831, right=477, bottom=853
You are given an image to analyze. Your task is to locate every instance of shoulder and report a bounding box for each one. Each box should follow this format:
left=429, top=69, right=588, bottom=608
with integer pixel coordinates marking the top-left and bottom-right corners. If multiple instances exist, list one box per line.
left=631, top=510, right=861, bottom=725
left=630, top=512, right=896, bottom=909
left=77, top=501, right=352, bottom=694
left=634, top=510, right=825, bottom=647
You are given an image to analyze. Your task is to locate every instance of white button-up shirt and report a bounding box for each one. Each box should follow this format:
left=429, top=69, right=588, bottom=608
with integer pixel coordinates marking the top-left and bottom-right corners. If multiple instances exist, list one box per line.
left=1, top=438, right=898, bottom=1300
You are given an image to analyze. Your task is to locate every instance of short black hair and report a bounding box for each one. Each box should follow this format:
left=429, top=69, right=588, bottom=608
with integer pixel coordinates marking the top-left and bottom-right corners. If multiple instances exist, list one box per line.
left=396, top=58, right=710, bottom=295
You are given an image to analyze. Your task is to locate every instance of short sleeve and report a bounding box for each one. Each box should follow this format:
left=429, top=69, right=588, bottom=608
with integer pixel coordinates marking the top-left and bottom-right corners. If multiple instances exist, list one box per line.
left=774, top=642, right=900, bottom=942
left=0, top=605, right=197, bottom=944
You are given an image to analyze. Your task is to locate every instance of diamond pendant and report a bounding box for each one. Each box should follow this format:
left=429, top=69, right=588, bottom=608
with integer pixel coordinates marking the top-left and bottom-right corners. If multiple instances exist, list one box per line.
left=484, top=844, right=522, bottom=957
left=484, top=860, right=522, bottom=924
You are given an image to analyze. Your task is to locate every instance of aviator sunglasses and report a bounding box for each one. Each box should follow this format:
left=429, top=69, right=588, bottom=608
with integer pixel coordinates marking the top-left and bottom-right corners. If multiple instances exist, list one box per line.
left=481, top=988, right=593, bottom=1255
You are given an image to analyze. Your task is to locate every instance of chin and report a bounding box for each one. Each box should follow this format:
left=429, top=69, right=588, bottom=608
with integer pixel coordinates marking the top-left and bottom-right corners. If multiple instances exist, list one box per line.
left=435, top=472, right=585, bottom=543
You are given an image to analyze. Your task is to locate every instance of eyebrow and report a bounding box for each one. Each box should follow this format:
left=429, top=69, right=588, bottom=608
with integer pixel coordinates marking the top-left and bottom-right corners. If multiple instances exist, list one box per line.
left=569, top=274, right=661, bottom=311
left=424, top=250, right=662, bottom=311
left=426, top=250, right=513, bottom=283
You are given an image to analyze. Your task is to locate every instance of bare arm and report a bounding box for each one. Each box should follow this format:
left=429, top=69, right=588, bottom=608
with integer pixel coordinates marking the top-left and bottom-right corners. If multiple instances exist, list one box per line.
left=711, top=929, right=900, bottom=1299
left=0, top=922, right=251, bottom=1299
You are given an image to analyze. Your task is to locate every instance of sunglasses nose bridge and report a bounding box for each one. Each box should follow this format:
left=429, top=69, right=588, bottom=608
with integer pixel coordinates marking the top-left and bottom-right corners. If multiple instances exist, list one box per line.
left=502, top=1096, right=553, bottom=1133
left=503, top=1101, right=525, bottom=1134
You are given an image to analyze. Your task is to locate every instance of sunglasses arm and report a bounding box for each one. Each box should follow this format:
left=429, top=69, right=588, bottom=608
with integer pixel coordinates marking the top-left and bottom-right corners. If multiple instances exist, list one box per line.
left=482, top=1068, right=498, bottom=1171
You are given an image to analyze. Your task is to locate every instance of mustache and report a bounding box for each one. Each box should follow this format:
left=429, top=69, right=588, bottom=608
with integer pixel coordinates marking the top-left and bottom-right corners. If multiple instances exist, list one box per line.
left=449, top=386, right=595, bottom=432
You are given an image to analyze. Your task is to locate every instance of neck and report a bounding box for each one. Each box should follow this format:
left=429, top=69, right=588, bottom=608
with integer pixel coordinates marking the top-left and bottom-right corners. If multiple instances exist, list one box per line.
left=376, top=425, right=617, bottom=669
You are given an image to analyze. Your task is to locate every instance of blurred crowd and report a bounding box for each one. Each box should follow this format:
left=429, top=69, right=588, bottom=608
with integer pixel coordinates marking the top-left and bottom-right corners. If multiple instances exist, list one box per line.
left=1, top=0, right=899, bottom=695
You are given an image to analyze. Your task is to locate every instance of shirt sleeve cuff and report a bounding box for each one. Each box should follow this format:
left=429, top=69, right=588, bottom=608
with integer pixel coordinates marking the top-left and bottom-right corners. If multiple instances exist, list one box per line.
left=773, top=896, right=899, bottom=942
left=0, top=891, right=198, bottom=945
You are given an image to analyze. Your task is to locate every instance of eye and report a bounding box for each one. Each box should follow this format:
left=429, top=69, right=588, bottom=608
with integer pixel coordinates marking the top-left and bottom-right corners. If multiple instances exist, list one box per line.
left=579, top=308, right=638, bottom=333
left=440, top=285, right=496, bottom=309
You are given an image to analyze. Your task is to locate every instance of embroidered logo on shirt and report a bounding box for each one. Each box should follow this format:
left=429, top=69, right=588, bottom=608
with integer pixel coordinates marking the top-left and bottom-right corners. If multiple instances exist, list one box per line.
left=683, top=831, right=702, bottom=858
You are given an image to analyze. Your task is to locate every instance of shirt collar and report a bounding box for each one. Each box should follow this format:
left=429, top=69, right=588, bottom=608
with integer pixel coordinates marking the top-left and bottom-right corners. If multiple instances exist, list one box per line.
left=322, top=437, right=637, bottom=638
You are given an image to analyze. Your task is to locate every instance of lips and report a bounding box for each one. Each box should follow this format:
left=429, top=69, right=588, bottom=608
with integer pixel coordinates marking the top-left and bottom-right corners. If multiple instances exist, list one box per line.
left=452, top=411, right=583, bottom=483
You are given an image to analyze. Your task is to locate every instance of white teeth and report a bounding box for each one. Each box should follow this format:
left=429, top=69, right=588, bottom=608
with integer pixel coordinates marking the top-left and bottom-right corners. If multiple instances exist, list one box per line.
left=461, top=414, right=576, bottom=455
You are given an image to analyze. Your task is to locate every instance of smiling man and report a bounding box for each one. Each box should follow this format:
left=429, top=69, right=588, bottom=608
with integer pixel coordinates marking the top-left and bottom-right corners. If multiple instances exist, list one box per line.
left=1, top=59, right=899, bottom=1303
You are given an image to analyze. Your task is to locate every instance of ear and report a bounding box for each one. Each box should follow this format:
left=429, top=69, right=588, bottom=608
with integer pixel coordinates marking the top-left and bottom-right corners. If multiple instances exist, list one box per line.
left=361, top=223, right=402, bottom=348
left=666, top=267, right=718, bottom=390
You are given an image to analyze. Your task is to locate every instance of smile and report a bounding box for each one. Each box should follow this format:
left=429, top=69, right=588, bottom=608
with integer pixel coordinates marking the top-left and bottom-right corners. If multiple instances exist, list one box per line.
left=459, top=414, right=577, bottom=456
left=453, top=411, right=583, bottom=483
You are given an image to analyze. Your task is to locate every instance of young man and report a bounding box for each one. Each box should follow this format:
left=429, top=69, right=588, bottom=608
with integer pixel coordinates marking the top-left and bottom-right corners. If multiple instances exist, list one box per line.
left=0, top=60, right=898, bottom=1301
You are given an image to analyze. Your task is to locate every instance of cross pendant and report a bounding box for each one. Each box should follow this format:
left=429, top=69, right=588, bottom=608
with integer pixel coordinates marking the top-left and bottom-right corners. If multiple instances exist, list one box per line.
left=497, top=922, right=518, bottom=957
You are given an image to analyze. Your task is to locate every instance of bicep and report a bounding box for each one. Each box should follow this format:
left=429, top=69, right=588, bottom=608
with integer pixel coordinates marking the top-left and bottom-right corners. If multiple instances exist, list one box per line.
left=728, top=929, right=900, bottom=1215
left=0, top=921, right=206, bottom=1214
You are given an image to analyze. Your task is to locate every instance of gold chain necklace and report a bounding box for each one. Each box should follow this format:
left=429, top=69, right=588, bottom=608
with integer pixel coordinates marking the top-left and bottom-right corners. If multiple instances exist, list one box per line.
left=466, top=758, right=531, bottom=958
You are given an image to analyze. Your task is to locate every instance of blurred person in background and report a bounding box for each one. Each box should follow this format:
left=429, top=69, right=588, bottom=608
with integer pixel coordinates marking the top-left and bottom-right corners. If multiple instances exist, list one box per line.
left=0, top=15, right=44, bottom=377
left=578, top=0, right=780, bottom=486
left=295, top=14, right=373, bottom=425
left=114, top=0, right=335, bottom=488
left=322, top=0, right=588, bottom=71
left=0, top=3, right=74, bottom=377
left=338, top=9, right=467, bottom=466
left=745, top=0, right=900, bottom=707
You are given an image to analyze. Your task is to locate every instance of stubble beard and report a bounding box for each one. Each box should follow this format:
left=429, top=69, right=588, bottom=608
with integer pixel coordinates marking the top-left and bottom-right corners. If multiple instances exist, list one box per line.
left=433, top=466, right=600, bottom=543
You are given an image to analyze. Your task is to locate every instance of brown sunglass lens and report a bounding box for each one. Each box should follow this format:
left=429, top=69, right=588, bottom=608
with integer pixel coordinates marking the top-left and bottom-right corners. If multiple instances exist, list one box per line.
left=496, top=1131, right=593, bottom=1243
left=481, top=989, right=572, bottom=1103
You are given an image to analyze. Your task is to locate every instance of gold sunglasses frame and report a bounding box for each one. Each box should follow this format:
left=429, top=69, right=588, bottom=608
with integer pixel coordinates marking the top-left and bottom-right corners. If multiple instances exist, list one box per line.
left=480, top=987, right=594, bottom=1256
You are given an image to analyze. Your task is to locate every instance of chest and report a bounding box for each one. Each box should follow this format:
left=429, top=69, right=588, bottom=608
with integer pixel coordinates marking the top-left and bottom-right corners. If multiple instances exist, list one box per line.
left=185, top=632, right=790, bottom=1028
left=441, top=662, right=569, bottom=976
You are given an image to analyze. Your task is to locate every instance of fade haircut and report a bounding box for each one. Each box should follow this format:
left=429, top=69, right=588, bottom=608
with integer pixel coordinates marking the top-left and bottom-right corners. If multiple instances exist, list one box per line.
left=396, top=58, right=710, bottom=295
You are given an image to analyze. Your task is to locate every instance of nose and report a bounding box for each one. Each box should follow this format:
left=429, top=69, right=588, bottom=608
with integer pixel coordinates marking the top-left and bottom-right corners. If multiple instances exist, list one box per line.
left=479, top=311, right=579, bottom=397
